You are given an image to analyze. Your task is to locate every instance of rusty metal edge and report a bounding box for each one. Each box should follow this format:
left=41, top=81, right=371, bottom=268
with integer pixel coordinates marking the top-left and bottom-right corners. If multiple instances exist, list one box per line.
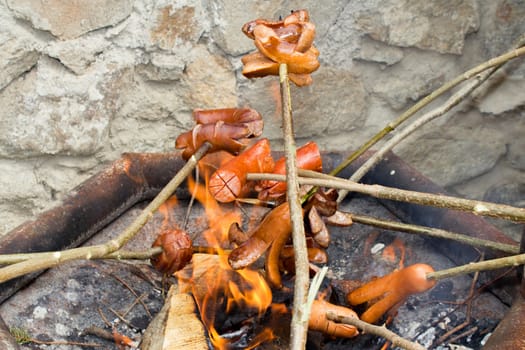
left=0, top=152, right=186, bottom=304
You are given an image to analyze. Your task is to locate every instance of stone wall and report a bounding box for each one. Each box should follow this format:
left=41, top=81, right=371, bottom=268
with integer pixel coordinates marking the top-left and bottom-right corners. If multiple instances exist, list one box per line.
left=0, top=0, right=524, bottom=237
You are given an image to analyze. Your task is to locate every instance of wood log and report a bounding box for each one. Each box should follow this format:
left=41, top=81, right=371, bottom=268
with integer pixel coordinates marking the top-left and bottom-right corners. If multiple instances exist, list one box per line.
left=140, top=284, right=208, bottom=350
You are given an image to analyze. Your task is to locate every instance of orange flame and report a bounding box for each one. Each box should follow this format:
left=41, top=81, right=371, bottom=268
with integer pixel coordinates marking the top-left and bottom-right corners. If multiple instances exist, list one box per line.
left=382, top=237, right=407, bottom=269
left=185, top=174, right=275, bottom=349
left=187, top=174, right=240, bottom=245
left=158, top=195, right=179, bottom=229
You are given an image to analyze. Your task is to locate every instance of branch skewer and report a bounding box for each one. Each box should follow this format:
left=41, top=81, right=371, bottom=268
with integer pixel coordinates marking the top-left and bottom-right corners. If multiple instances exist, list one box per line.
left=349, top=213, right=519, bottom=254
left=326, top=311, right=426, bottom=350
left=427, top=253, right=525, bottom=281
left=279, top=63, right=310, bottom=350
left=247, top=172, right=525, bottom=222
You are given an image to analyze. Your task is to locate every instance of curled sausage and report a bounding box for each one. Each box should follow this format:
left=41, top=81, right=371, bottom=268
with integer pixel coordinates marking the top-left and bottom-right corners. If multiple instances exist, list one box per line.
left=309, top=299, right=359, bottom=338
left=253, top=25, right=320, bottom=74
left=264, top=211, right=293, bottom=288
left=228, top=202, right=290, bottom=270
left=241, top=10, right=319, bottom=86
left=209, top=138, right=274, bottom=203
left=280, top=237, right=328, bottom=277
left=150, top=228, right=193, bottom=275
left=193, top=108, right=263, bottom=134
left=242, top=9, right=310, bottom=40
left=228, top=222, right=250, bottom=246
left=257, top=141, right=322, bottom=201
left=197, top=150, right=235, bottom=179
left=175, top=108, right=263, bottom=160
left=325, top=210, right=353, bottom=227
left=241, top=51, right=313, bottom=86
left=308, top=206, right=330, bottom=248
left=347, top=263, right=436, bottom=324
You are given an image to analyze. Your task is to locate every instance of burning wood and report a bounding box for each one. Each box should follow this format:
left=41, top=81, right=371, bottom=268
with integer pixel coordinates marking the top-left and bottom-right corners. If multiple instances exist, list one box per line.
left=177, top=254, right=274, bottom=349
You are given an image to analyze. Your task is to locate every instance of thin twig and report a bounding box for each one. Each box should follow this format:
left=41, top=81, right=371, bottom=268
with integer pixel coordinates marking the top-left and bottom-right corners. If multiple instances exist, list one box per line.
left=326, top=312, right=426, bottom=350
left=348, top=212, right=519, bottom=254
left=330, top=42, right=525, bottom=184
left=427, top=253, right=525, bottom=281
left=306, top=266, right=328, bottom=312
left=0, top=245, right=228, bottom=265
left=0, top=143, right=211, bottom=284
left=10, top=327, right=103, bottom=347
left=0, top=247, right=163, bottom=265
left=239, top=179, right=519, bottom=254
left=110, top=273, right=152, bottom=318
left=247, top=173, right=525, bottom=222
left=279, top=63, right=310, bottom=350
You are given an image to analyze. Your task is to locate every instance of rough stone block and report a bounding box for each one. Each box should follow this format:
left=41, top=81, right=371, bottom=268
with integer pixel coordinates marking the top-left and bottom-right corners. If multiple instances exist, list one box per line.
left=6, top=0, right=134, bottom=40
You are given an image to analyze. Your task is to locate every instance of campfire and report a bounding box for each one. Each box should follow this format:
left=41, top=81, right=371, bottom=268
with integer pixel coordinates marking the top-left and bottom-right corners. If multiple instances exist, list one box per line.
left=0, top=8, right=524, bottom=350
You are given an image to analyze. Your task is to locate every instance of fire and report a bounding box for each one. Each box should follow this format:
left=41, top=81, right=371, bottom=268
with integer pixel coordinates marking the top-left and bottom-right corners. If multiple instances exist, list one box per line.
left=382, top=237, right=407, bottom=268
left=187, top=173, right=240, bottom=246
left=184, top=172, right=275, bottom=349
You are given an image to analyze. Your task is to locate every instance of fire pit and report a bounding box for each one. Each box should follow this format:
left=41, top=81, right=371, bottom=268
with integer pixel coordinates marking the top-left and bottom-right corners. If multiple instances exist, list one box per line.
left=0, top=150, right=521, bottom=349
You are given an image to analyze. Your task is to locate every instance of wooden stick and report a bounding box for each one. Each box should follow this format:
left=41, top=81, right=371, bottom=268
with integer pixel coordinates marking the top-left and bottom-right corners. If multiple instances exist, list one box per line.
left=279, top=63, right=310, bottom=350
left=326, top=311, right=426, bottom=350
left=247, top=172, right=525, bottom=222
left=427, top=253, right=525, bottom=281
left=348, top=213, right=519, bottom=254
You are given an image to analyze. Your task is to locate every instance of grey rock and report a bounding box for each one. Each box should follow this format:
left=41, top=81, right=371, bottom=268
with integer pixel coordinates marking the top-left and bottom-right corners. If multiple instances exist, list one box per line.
left=45, top=33, right=111, bottom=74
left=239, top=66, right=367, bottom=140
left=365, top=49, right=456, bottom=110
left=508, top=131, right=525, bottom=171
left=0, top=56, right=122, bottom=157
left=149, top=2, right=208, bottom=51
left=484, top=182, right=525, bottom=207
left=0, top=160, right=50, bottom=234
left=181, top=45, right=238, bottom=108
left=478, top=0, right=525, bottom=59
left=355, top=0, right=479, bottom=54
left=137, top=52, right=186, bottom=81
left=355, top=37, right=404, bottom=66
left=0, top=20, right=40, bottom=90
left=111, top=45, right=237, bottom=154
left=292, top=66, right=368, bottom=137
left=0, top=35, right=39, bottom=91
left=399, top=130, right=506, bottom=187
left=206, top=0, right=284, bottom=56
left=318, top=2, right=362, bottom=70
left=7, top=0, right=134, bottom=40
left=475, top=77, right=525, bottom=114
